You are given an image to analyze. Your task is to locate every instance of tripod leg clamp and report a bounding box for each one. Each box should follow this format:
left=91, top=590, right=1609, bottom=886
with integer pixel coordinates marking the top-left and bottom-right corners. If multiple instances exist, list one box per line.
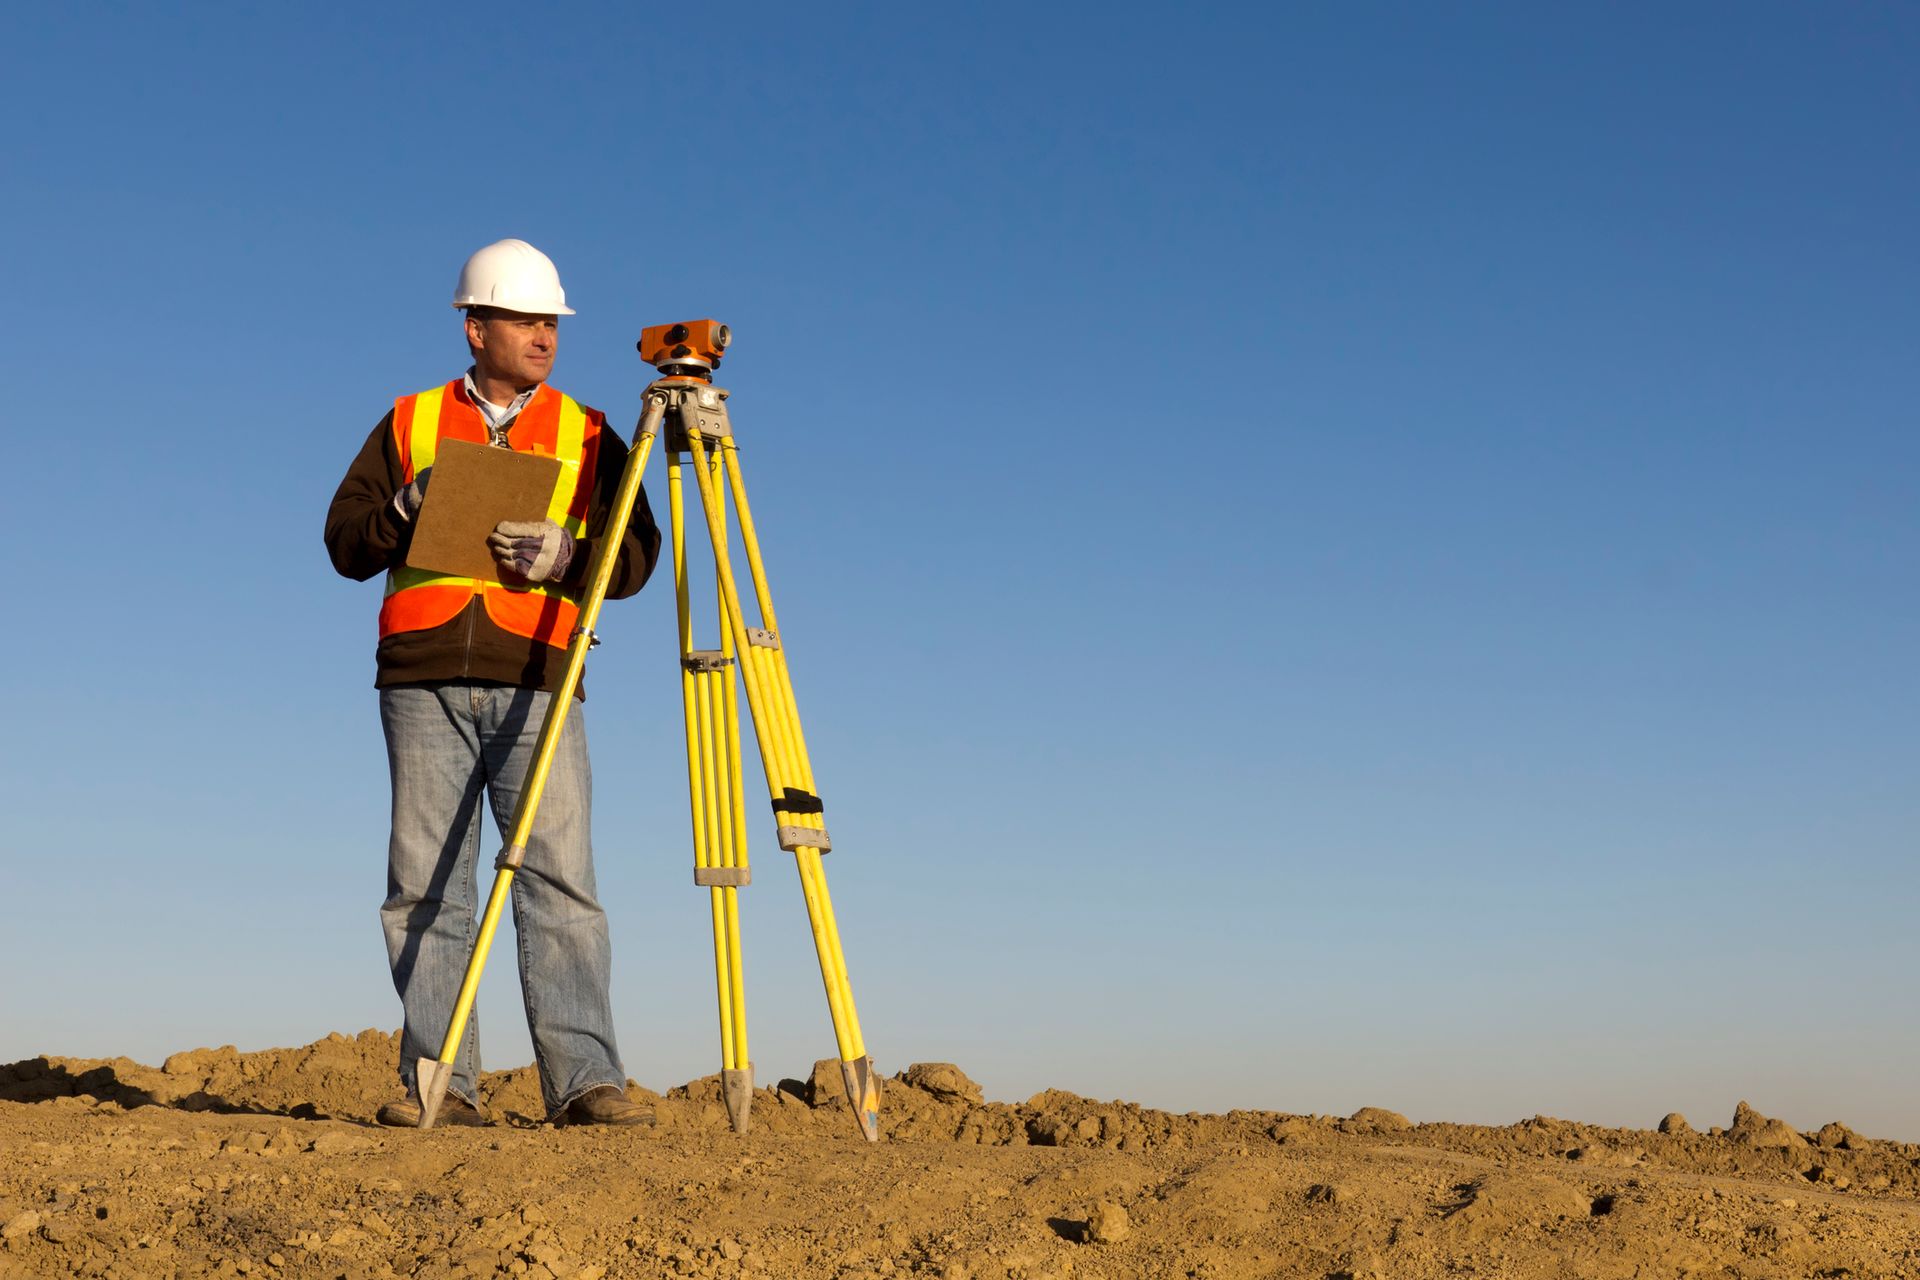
left=693, top=866, right=752, bottom=887
left=495, top=844, right=527, bottom=871
left=776, top=825, right=832, bottom=853
left=771, top=788, right=824, bottom=815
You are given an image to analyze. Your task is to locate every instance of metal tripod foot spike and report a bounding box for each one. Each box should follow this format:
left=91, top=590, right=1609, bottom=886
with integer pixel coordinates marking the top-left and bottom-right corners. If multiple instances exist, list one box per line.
left=415, top=1057, right=456, bottom=1131
left=840, top=1055, right=881, bottom=1142
left=722, top=1065, right=754, bottom=1133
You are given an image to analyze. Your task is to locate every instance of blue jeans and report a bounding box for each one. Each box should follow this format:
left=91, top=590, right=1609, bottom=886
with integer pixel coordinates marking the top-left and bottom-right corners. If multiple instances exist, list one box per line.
left=379, top=682, right=626, bottom=1117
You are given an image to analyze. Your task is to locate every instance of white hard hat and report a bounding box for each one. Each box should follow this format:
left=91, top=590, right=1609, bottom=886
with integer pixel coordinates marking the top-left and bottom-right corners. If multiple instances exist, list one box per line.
left=451, top=239, right=576, bottom=316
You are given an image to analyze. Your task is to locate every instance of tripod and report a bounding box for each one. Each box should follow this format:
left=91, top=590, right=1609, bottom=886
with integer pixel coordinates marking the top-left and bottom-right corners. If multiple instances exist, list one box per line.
left=416, top=321, right=880, bottom=1141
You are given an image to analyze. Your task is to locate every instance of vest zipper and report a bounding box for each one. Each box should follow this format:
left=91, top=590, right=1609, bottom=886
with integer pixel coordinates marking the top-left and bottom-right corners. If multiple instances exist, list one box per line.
left=460, top=593, right=479, bottom=679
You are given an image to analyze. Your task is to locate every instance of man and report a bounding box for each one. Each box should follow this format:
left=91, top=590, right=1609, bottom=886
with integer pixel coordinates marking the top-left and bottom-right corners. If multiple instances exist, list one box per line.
left=324, top=239, right=661, bottom=1127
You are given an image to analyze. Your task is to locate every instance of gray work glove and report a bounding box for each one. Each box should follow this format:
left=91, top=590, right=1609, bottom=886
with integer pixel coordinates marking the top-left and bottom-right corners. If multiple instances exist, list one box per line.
left=392, top=467, right=432, bottom=523
left=488, top=519, right=575, bottom=584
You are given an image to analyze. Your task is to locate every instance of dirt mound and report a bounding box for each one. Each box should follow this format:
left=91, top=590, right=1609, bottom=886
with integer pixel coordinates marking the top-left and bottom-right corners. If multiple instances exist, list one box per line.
left=10, top=1034, right=1919, bottom=1187
left=0, top=1029, right=401, bottom=1121
left=3, top=1033, right=1919, bottom=1279
left=1728, top=1100, right=1808, bottom=1148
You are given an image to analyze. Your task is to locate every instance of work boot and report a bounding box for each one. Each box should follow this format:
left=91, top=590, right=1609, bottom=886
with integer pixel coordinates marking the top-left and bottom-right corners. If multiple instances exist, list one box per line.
left=553, top=1085, right=655, bottom=1127
left=376, top=1087, right=486, bottom=1128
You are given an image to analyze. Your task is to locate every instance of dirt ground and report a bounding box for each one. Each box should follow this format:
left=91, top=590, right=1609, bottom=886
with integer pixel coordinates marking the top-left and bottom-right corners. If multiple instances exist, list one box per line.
left=3, top=1031, right=1917, bottom=1279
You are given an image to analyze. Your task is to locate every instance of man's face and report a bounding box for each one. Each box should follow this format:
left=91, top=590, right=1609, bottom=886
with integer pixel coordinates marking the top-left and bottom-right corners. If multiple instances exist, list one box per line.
left=467, top=310, right=559, bottom=388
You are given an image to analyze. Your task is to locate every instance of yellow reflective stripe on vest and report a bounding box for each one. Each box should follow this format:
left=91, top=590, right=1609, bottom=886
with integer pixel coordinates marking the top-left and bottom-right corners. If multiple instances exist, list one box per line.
left=549, top=393, right=588, bottom=535
left=408, top=384, right=447, bottom=473
left=385, top=385, right=467, bottom=598
left=382, top=563, right=464, bottom=597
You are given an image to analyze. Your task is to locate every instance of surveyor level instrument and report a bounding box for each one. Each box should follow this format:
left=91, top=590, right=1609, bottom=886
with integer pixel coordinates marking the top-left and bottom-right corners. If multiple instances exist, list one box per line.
left=416, top=321, right=881, bottom=1141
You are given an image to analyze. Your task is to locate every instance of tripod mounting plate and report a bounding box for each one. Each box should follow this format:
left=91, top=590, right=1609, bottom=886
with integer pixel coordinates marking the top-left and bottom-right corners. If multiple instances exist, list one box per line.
left=656, top=380, right=734, bottom=451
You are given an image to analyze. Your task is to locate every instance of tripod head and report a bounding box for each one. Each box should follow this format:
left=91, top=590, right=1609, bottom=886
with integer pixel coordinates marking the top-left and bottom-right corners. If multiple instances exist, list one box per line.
left=638, top=319, right=730, bottom=381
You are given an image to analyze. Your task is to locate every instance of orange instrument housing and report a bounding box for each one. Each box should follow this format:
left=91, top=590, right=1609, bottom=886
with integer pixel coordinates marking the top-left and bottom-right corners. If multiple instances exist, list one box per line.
left=639, top=319, right=732, bottom=369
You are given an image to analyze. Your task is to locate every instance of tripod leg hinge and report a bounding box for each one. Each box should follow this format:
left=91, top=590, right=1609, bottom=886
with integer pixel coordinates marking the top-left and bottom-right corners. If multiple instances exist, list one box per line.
left=693, top=866, right=752, bottom=887
left=777, top=824, right=832, bottom=853
left=495, top=844, right=527, bottom=871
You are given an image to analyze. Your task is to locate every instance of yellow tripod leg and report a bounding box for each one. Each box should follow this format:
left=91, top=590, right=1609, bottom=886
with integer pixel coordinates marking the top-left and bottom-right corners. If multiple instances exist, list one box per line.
left=709, top=509, right=753, bottom=1126
left=721, top=442, right=875, bottom=1132
left=672, top=449, right=754, bottom=1131
left=717, top=567, right=752, bottom=1100
left=682, top=425, right=879, bottom=1141
left=707, top=652, right=751, bottom=1128
left=416, top=399, right=664, bottom=1129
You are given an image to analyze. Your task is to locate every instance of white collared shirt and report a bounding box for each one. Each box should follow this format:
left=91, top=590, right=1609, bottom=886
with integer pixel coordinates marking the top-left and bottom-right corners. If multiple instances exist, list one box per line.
left=464, top=367, right=536, bottom=447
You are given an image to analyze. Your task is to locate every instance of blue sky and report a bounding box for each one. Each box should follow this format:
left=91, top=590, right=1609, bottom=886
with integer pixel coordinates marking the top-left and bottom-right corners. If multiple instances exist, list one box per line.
left=5, top=3, right=1917, bottom=1138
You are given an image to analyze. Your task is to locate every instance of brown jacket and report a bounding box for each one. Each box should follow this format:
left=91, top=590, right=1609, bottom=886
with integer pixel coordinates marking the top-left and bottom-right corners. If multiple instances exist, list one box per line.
left=324, top=389, right=661, bottom=697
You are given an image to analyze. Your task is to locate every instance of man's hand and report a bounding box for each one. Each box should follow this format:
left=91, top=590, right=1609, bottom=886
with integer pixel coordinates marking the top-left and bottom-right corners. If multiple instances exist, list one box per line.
left=489, top=519, right=575, bottom=584
left=392, top=467, right=432, bottom=523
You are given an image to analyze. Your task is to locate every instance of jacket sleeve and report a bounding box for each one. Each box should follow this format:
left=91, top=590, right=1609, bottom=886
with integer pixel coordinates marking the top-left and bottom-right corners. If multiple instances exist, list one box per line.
left=324, top=412, right=412, bottom=582
left=566, top=420, right=662, bottom=600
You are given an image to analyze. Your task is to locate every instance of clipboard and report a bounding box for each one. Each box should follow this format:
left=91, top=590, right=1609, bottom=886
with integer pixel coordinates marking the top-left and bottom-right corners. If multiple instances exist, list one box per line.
left=405, top=439, right=564, bottom=583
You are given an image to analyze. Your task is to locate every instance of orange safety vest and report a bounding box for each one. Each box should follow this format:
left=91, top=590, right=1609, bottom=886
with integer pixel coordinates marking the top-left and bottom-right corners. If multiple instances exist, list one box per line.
left=379, top=380, right=598, bottom=649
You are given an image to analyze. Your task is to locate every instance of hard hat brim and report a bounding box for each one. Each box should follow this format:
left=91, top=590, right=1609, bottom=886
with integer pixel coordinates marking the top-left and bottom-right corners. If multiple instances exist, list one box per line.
left=453, top=299, right=577, bottom=317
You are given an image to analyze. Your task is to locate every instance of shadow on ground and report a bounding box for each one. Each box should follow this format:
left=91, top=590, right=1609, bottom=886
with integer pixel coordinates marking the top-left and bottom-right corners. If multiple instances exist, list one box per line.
left=0, top=1057, right=329, bottom=1120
